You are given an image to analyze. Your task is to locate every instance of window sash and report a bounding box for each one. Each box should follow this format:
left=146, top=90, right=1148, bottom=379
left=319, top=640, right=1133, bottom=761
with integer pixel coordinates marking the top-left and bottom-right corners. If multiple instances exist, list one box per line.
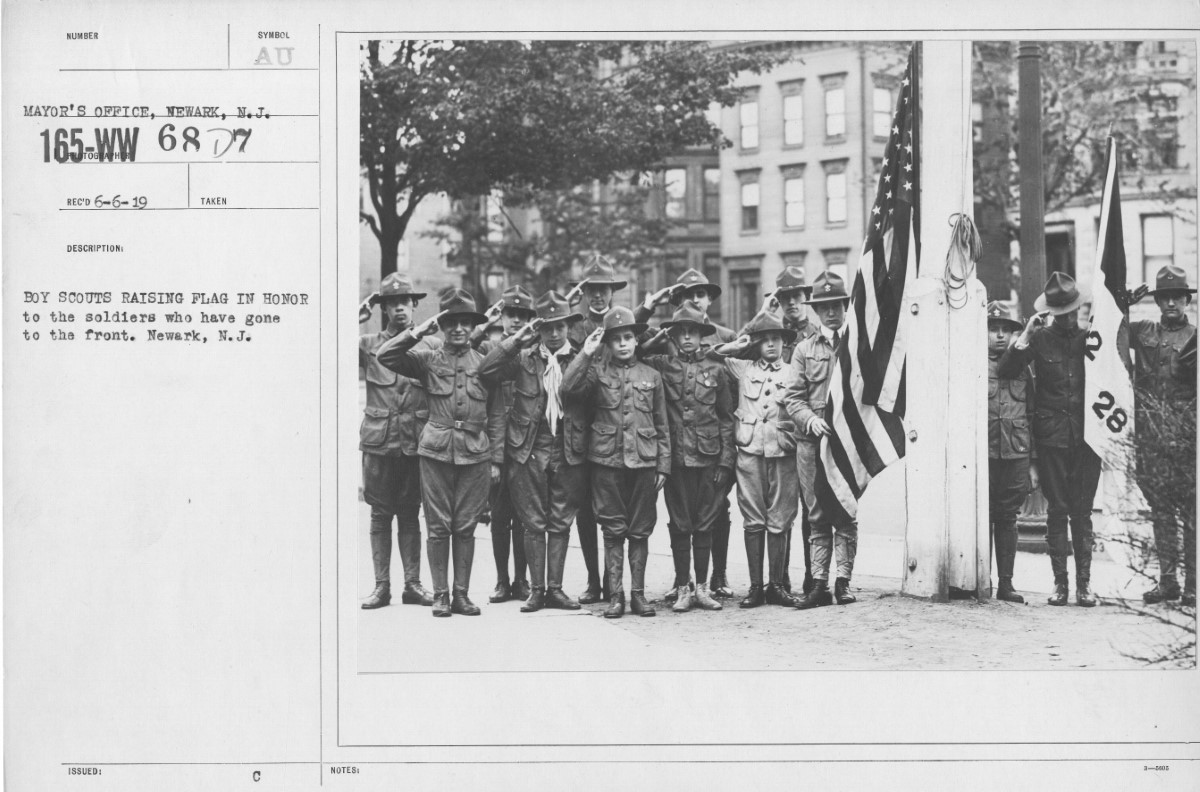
left=740, top=101, right=759, bottom=149
left=783, top=94, right=803, bottom=145
left=784, top=177, right=805, bottom=228
left=825, top=87, right=846, bottom=137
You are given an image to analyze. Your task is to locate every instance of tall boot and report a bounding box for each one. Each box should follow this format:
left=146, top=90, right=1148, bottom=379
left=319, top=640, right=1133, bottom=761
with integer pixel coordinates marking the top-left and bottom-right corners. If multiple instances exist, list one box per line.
left=450, top=534, right=480, bottom=615
left=397, top=513, right=433, bottom=605
left=489, top=507, right=512, bottom=603
left=1046, top=517, right=1071, bottom=606
left=993, top=521, right=1025, bottom=604
left=739, top=531, right=766, bottom=608
left=766, top=532, right=800, bottom=607
left=796, top=529, right=833, bottom=608
left=800, top=510, right=814, bottom=595
left=781, top=525, right=793, bottom=592
left=709, top=504, right=734, bottom=598
left=363, top=511, right=393, bottom=609
left=603, top=541, right=626, bottom=619
left=577, top=507, right=604, bottom=603
left=510, top=518, right=530, bottom=601
left=629, top=538, right=656, bottom=617
left=428, top=536, right=451, bottom=617
left=545, top=532, right=580, bottom=610
left=666, top=529, right=690, bottom=603
left=1145, top=513, right=1181, bottom=603
left=1072, top=515, right=1097, bottom=607
left=521, top=531, right=547, bottom=613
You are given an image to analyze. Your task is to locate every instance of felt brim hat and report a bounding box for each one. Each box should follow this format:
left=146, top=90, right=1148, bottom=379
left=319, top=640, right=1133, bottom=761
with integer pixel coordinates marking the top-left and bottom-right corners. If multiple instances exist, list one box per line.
left=985, top=300, right=1023, bottom=332
left=534, top=291, right=584, bottom=325
left=571, top=254, right=628, bottom=291
left=371, top=273, right=427, bottom=304
left=1033, top=272, right=1089, bottom=316
left=1147, top=264, right=1197, bottom=295
left=741, top=311, right=797, bottom=345
left=804, top=271, right=850, bottom=304
left=600, top=306, right=648, bottom=341
left=660, top=300, right=717, bottom=336
left=660, top=318, right=717, bottom=337
left=499, top=285, right=537, bottom=315
left=669, top=267, right=722, bottom=305
left=770, top=265, right=812, bottom=299
left=437, top=288, right=489, bottom=326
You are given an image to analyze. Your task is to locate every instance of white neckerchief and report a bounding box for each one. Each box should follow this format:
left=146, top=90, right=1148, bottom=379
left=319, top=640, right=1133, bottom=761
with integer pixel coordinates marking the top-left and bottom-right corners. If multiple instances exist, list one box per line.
left=539, top=343, right=571, bottom=434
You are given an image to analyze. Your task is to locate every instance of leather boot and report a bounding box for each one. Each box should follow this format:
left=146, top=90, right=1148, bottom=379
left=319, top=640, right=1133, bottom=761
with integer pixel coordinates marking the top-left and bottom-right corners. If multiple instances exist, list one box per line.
left=520, top=587, right=546, bottom=613
left=1076, top=580, right=1097, bottom=607
left=1143, top=576, right=1181, bottom=604
left=709, top=571, right=734, bottom=599
left=488, top=580, right=512, bottom=603
left=1047, top=579, right=1070, bottom=606
left=694, top=581, right=722, bottom=611
left=577, top=508, right=604, bottom=603
left=427, top=536, right=450, bottom=598
left=361, top=582, right=391, bottom=610
left=396, top=506, right=426, bottom=592
left=996, top=578, right=1024, bottom=604
left=672, top=580, right=695, bottom=613
left=451, top=534, right=476, bottom=599
left=368, top=511, right=393, bottom=589
left=603, top=542, right=626, bottom=618
left=767, top=532, right=801, bottom=606
left=668, top=528, right=690, bottom=603
left=401, top=582, right=434, bottom=606
left=451, top=589, right=481, bottom=616
left=993, top=522, right=1023, bottom=603
left=740, top=530, right=766, bottom=608
left=432, top=592, right=451, bottom=618
left=629, top=538, right=655, bottom=617
left=525, top=531, right=547, bottom=593
left=795, top=578, right=832, bottom=610
left=833, top=577, right=857, bottom=605
left=545, top=533, right=580, bottom=610
left=509, top=579, right=531, bottom=601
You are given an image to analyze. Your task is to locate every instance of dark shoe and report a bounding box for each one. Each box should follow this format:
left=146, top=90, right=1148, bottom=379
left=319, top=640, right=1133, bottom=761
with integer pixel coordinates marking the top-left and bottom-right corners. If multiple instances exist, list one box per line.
left=545, top=588, right=581, bottom=610
left=834, top=577, right=857, bottom=605
left=795, top=579, right=832, bottom=610
left=1047, top=581, right=1069, bottom=606
left=432, top=592, right=452, bottom=617
left=764, top=583, right=782, bottom=606
left=488, top=581, right=512, bottom=604
left=710, top=573, right=734, bottom=599
left=451, top=592, right=481, bottom=616
left=995, top=578, right=1025, bottom=604
left=578, top=583, right=603, bottom=605
left=630, top=590, right=656, bottom=617
left=520, top=587, right=546, bottom=613
left=1182, top=592, right=1196, bottom=607
left=510, top=579, right=531, bottom=601
left=663, top=586, right=679, bottom=605
left=603, top=591, right=626, bottom=619
left=400, top=582, right=434, bottom=606
left=1076, top=582, right=1097, bottom=608
left=361, top=583, right=391, bottom=610
left=1143, top=582, right=1181, bottom=604
left=802, top=572, right=815, bottom=596
left=739, top=584, right=765, bottom=609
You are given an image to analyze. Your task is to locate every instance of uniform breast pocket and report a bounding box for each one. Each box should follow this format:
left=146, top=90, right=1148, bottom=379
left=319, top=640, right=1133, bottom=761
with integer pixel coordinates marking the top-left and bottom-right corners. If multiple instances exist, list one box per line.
left=466, top=372, right=488, bottom=401
left=566, top=417, right=589, bottom=454
left=694, top=374, right=718, bottom=404
left=988, top=378, right=1000, bottom=399
left=1007, top=378, right=1027, bottom=401
left=662, top=372, right=684, bottom=403
left=426, top=365, right=455, bottom=396
left=507, top=414, right=534, bottom=448
left=633, top=381, right=656, bottom=412
left=635, top=427, right=658, bottom=460
left=365, top=360, right=397, bottom=387
left=807, top=355, right=831, bottom=386
left=592, top=422, right=618, bottom=456
left=360, top=407, right=392, bottom=447
left=742, top=374, right=765, bottom=400
left=598, top=377, right=622, bottom=409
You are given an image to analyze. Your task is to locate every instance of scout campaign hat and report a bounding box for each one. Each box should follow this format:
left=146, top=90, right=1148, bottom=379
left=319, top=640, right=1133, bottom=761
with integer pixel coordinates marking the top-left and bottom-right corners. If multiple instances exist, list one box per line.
left=1147, top=264, right=1197, bottom=296
left=534, top=291, right=583, bottom=326
left=499, top=284, right=537, bottom=315
left=986, top=300, right=1023, bottom=332
left=741, top=310, right=797, bottom=345
left=371, top=273, right=427, bottom=305
left=804, top=271, right=851, bottom=304
left=669, top=268, right=722, bottom=305
left=770, top=265, right=813, bottom=299
left=660, top=300, right=717, bottom=337
left=570, top=253, right=628, bottom=291
left=1034, top=272, right=1089, bottom=315
left=600, top=305, right=648, bottom=341
left=437, top=288, right=489, bottom=326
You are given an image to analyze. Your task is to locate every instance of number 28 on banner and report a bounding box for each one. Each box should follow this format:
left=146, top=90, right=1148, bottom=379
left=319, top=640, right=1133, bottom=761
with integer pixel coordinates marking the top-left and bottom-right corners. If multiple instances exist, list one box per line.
left=1092, top=391, right=1128, bottom=433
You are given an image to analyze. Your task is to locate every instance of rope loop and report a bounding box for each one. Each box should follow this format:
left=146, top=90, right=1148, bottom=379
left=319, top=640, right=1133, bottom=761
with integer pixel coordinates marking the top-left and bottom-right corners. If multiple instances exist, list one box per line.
left=944, top=212, right=981, bottom=310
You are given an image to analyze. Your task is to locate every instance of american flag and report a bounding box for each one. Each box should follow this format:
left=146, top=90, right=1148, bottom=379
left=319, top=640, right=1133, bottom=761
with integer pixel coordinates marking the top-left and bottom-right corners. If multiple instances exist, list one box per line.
left=816, top=42, right=921, bottom=522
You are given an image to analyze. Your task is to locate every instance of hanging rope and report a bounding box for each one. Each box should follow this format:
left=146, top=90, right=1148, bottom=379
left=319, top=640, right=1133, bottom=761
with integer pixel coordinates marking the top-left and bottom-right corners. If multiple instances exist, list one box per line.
left=945, top=212, right=981, bottom=310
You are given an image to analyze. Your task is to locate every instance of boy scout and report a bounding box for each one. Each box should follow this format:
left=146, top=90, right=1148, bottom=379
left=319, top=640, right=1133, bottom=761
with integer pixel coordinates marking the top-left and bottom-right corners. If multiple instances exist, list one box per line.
left=356, top=273, right=437, bottom=609
left=783, top=272, right=858, bottom=609
left=376, top=289, right=500, bottom=617
left=712, top=312, right=802, bottom=609
left=986, top=301, right=1035, bottom=604
left=562, top=306, right=671, bottom=618
left=637, top=268, right=739, bottom=600
left=481, top=285, right=535, bottom=605
left=1129, top=265, right=1197, bottom=606
left=639, top=301, right=735, bottom=612
left=479, top=291, right=588, bottom=612
left=565, top=254, right=627, bottom=604
left=998, top=272, right=1100, bottom=607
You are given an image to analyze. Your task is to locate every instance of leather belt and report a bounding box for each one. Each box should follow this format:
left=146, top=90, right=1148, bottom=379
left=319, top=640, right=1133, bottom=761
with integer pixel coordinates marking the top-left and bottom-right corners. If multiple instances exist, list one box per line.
left=429, top=419, right=486, bottom=432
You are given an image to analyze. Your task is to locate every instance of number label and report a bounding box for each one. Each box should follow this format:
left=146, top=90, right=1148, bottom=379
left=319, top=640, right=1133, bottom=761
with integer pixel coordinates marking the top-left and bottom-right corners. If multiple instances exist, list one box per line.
left=1091, top=390, right=1128, bottom=433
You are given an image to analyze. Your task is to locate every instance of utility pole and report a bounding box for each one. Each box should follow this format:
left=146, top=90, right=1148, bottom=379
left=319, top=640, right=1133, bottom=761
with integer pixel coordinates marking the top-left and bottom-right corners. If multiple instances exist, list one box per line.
left=1017, top=42, right=1046, bottom=316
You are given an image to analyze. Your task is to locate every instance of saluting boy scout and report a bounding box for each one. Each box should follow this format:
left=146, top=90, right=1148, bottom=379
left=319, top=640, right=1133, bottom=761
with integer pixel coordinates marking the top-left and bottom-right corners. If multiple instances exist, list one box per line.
left=637, top=268, right=739, bottom=601
left=356, top=273, right=437, bottom=609
left=376, top=289, right=501, bottom=618
left=562, top=306, right=671, bottom=619
left=986, top=301, right=1035, bottom=604
left=639, top=301, right=735, bottom=612
left=784, top=271, right=858, bottom=610
left=712, top=312, right=802, bottom=609
left=479, top=291, right=588, bottom=612
left=565, top=254, right=627, bottom=604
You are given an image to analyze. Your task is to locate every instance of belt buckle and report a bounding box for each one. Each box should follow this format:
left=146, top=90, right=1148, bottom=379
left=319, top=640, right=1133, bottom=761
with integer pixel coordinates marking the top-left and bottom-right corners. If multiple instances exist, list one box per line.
left=454, top=420, right=465, bottom=430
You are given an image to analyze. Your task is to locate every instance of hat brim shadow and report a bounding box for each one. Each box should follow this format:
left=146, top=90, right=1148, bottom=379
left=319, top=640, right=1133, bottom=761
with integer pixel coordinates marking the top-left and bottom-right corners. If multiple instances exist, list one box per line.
left=748, top=328, right=798, bottom=344
left=670, top=285, right=722, bottom=305
left=986, top=318, right=1024, bottom=332
left=602, top=322, right=648, bottom=341
left=438, top=311, right=489, bottom=326
left=1147, top=287, right=1197, bottom=296
left=660, top=320, right=717, bottom=337
left=804, top=294, right=851, bottom=305
left=1033, top=292, right=1088, bottom=315
left=569, top=280, right=628, bottom=292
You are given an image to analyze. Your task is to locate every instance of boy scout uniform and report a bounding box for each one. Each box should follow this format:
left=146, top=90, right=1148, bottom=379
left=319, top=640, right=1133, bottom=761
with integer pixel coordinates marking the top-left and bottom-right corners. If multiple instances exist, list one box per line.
left=565, top=255, right=627, bottom=603
left=722, top=312, right=802, bottom=609
left=986, top=301, right=1032, bottom=604
left=998, top=273, right=1101, bottom=607
left=479, top=291, right=589, bottom=612
left=784, top=272, right=857, bottom=609
left=1131, top=265, right=1197, bottom=606
left=562, top=306, right=671, bottom=618
left=639, top=302, right=735, bottom=611
left=358, top=273, right=437, bottom=609
left=377, top=289, right=501, bottom=617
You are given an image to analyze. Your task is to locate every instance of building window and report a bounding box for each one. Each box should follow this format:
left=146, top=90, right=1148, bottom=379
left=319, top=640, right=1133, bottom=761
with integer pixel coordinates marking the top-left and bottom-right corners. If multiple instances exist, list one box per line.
left=782, top=166, right=805, bottom=229
left=727, top=262, right=762, bottom=331
left=665, top=253, right=689, bottom=286
left=823, top=75, right=846, bottom=139
left=740, top=93, right=760, bottom=150
left=781, top=251, right=807, bottom=272
left=822, top=248, right=851, bottom=283
left=703, top=167, right=720, bottom=221
left=663, top=168, right=687, bottom=220
left=823, top=160, right=848, bottom=225
left=703, top=252, right=723, bottom=323
left=739, top=172, right=760, bottom=232
left=873, top=86, right=893, bottom=138
left=781, top=80, right=804, bottom=146
left=1142, top=214, right=1174, bottom=281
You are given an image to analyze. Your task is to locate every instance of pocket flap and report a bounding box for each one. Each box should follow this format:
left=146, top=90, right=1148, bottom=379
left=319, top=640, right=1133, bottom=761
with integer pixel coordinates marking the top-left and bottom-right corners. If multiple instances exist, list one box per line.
left=593, top=423, right=617, bottom=436
left=364, top=406, right=391, bottom=419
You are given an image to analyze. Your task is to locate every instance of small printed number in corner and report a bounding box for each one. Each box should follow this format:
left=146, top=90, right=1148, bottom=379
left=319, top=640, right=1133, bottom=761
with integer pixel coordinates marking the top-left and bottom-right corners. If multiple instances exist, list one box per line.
left=1143, top=765, right=1169, bottom=771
